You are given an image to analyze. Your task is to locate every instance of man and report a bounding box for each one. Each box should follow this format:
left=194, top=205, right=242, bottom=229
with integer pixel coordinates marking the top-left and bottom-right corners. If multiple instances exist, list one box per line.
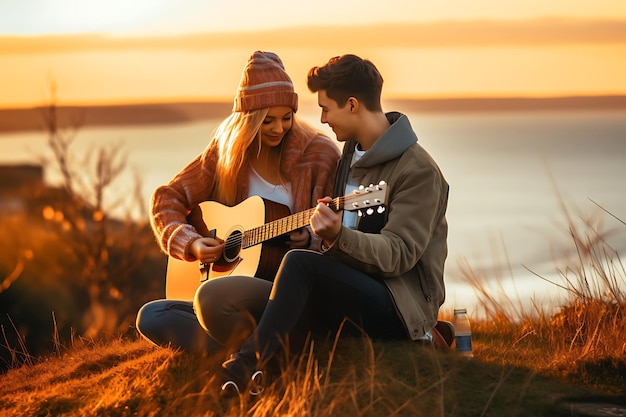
left=221, top=54, right=450, bottom=396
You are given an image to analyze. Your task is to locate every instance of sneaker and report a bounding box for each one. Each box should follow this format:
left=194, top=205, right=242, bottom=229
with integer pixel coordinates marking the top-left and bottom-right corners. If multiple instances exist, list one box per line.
left=220, top=370, right=265, bottom=397
left=220, top=357, right=265, bottom=397
left=432, top=320, right=455, bottom=352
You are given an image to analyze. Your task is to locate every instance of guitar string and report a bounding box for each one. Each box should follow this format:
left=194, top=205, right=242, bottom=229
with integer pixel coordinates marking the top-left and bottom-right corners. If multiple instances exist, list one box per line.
left=220, top=206, right=317, bottom=251
left=217, top=196, right=348, bottom=251
left=217, top=194, right=382, bottom=252
left=222, top=208, right=316, bottom=250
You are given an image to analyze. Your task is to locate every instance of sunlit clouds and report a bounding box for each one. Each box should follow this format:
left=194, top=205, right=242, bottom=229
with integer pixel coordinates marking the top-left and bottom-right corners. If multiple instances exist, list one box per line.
left=2, top=0, right=624, bottom=35
left=1, top=1, right=625, bottom=107
left=4, top=18, right=626, bottom=54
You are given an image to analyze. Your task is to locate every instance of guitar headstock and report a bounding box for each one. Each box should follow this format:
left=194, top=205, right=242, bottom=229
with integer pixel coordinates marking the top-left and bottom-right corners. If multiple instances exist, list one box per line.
left=343, top=181, right=388, bottom=216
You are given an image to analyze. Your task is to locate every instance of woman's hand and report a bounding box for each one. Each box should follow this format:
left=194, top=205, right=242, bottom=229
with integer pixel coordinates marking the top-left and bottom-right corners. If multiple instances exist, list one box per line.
left=287, top=228, right=311, bottom=248
left=190, top=237, right=225, bottom=264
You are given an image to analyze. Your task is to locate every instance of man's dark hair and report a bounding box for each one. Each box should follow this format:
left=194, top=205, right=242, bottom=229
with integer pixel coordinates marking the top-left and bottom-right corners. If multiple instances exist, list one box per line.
left=307, top=54, right=383, bottom=111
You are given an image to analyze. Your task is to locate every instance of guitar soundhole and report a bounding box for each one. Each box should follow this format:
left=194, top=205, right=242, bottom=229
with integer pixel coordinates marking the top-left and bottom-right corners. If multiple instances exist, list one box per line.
left=223, top=230, right=243, bottom=262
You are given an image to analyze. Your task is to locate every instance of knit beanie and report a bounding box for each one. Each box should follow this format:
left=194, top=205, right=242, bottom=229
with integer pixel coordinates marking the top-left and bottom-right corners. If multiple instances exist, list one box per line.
left=233, top=51, right=298, bottom=112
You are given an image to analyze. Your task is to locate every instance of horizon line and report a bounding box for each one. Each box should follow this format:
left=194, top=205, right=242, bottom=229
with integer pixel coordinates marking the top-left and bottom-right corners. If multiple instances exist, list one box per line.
left=3, top=93, right=626, bottom=111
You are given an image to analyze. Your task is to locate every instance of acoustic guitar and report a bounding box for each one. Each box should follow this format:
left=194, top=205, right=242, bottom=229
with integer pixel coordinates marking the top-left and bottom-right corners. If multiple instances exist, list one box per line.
left=165, top=181, right=387, bottom=300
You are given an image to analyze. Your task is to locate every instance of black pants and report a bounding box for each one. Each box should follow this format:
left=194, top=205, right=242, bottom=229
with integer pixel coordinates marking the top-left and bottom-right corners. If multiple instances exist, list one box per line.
left=237, top=249, right=407, bottom=363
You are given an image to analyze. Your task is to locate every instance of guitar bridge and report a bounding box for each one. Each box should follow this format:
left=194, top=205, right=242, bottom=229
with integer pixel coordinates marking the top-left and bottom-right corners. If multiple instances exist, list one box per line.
left=212, top=256, right=243, bottom=273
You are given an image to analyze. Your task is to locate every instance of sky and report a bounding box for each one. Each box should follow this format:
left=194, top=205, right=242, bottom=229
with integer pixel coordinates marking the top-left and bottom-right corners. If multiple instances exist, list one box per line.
left=1, top=0, right=625, bottom=107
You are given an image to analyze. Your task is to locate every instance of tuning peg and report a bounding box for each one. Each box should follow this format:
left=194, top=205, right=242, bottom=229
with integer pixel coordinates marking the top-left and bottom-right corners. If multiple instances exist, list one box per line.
left=357, top=210, right=363, bottom=217
left=377, top=206, right=385, bottom=214
left=366, top=208, right=374, bottom=215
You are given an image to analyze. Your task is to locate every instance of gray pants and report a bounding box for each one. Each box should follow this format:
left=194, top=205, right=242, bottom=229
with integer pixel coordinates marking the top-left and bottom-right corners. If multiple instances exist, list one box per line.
left=135, top=276, right=272, bottom=355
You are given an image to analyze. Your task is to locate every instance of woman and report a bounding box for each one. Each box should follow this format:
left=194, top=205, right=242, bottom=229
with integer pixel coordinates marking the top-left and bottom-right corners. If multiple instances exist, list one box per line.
left=135, top=51, right=340, bottom=354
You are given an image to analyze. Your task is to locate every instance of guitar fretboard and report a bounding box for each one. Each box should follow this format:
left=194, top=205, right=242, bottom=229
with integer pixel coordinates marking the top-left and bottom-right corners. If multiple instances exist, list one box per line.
left=243, top=207, right=316, bottom=248
left=242, top=196, right=346, bottom=248
left=240, top=181, right=387, bottom=248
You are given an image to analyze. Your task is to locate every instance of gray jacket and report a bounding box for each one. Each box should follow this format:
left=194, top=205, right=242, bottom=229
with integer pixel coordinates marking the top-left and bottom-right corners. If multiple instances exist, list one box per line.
left=328, top=112, right=449, bottom=340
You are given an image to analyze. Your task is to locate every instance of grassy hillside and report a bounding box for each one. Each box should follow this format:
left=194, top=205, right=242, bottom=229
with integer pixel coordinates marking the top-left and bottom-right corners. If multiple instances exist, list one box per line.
left=0, top=164, right=624, bottom=416
left=0, top=326, right=623, bottom=417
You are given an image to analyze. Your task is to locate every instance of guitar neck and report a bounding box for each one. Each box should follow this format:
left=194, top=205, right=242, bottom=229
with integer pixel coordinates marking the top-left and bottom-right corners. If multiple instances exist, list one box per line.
left=242, top=207, right=313, bottom=248
left=243, top=196, right=345, bottom=248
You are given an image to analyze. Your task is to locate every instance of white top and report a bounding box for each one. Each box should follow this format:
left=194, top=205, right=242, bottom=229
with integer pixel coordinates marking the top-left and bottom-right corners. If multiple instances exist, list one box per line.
left=248, top=166, right=293, bottom=212
left=343, top=146, right=367, bottom=229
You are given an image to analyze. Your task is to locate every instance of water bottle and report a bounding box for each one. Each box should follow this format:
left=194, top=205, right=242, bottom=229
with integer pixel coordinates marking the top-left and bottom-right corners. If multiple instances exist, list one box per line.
left=454, top=308, right=474, bottom=358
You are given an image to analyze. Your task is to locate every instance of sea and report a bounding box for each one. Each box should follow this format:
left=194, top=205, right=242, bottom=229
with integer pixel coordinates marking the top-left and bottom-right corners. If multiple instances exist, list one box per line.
left=2, top=108, right=625, bottom=316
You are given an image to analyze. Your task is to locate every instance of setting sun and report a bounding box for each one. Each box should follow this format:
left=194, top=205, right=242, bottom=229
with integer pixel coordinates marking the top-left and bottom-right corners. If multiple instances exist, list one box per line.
left=1, top=0, right=178, bottom=35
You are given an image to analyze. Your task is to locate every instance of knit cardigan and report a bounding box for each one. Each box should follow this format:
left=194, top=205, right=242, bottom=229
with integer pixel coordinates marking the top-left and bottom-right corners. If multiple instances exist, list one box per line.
left=150, top=127, right=340, bottom=262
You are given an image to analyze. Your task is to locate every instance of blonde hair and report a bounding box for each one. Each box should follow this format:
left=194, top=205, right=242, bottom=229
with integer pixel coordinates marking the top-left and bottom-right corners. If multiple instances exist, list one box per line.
left=210, top=108, right=321, bottom=206
left=211, top=108, right=267, bottom=205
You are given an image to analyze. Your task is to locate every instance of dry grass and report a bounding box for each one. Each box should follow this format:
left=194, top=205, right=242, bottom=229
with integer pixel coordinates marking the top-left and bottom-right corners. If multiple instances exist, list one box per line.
left=0, top=332, right=606, bottom=417
left=460, top=200, right=626, bottom=396
left=1, top=203, right=625, bottom=416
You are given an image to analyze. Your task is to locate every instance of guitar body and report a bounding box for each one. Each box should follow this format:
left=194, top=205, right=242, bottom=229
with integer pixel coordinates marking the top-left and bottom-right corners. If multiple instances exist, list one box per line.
left=164, top=181, right=388, bottom=301
left=165, top=196, right=290, bottom=300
